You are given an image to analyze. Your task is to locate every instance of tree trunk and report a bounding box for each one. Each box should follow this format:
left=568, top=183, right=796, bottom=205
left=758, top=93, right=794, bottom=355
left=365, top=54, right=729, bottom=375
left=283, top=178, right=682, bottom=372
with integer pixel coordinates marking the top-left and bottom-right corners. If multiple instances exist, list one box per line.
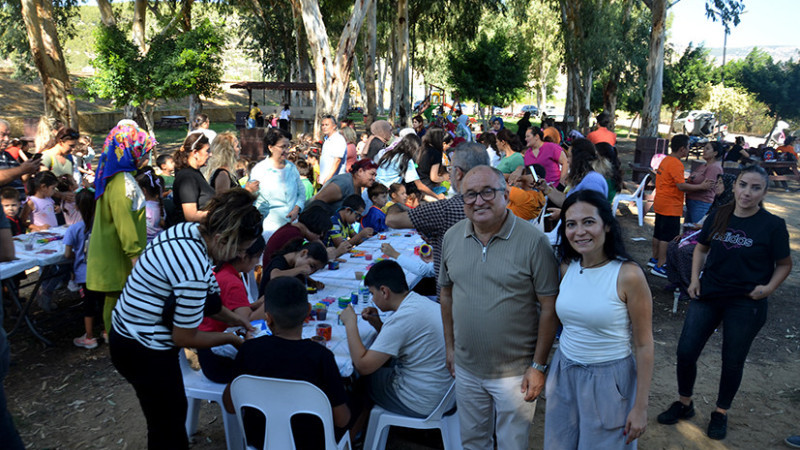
left=393, top=0, right=410, bottom=127
left=188, top=95, right=202, bottom=130
left=603, top=77, right=618, bottom=130
left=96, top=0, right=115, bottom=26
left=389, top=35, right=397, bottom=123
left=578, top=67, right=592, bottom=133
left=20, top=0, right=78, bottom=130
left=628, top=112, right=639, bottom=137
left=339, top=88, right=351, bottom=119
left=667, top=107, right=678, bottom=138
left=353, top=55, right=367, bottom=109
left=640, top=0, right=668, bottom=137
left=377, top=57, right=387, bottom=115
left=290, top=0, right=374, bottom=139
left=132, top=0, right=147, bottom=53
left=564, top=62, right=576, bottom=127
left=291, top=1, right=313, bottom=134
left=364, top=0, right=377, bottom=128
left=142, top=102, right=155, bottom=135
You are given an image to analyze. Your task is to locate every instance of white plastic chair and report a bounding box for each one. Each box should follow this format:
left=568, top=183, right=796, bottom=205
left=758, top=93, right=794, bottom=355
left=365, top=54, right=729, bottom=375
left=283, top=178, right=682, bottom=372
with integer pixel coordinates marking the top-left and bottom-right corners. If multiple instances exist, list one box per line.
left=363, top=381, right=461, bottom=450
left=180, top=350, right=243, bottom=450
left=229, top=375, right=351, bottom=450
left=612, top=174, right=651, bottom=227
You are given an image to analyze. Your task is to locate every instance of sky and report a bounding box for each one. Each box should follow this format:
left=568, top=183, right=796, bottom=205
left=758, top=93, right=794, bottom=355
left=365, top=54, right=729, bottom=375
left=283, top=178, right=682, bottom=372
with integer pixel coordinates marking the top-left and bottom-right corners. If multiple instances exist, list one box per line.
left=668, top=0, right=800, bottom=49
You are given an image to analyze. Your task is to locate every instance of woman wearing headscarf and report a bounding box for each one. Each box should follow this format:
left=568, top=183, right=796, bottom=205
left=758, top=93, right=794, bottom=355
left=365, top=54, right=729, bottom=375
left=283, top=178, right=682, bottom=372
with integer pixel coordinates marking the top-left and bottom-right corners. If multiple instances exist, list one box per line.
left=364, top=120, right=393, bottom=161
left=87, top=122, right=156, bottom=337
left=490, top=116, right=504, bottom=134
left=455, top=114, right=473, bottom=142
left=665, top=173, right=736, bottom=300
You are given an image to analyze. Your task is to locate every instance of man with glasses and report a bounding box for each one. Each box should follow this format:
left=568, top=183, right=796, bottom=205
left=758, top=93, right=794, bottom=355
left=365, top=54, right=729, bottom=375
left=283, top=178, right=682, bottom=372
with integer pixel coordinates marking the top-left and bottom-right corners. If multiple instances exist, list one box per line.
left=439, top=165, right=559, bottom=448
left=318, top=115, right=347, bottom=185
left=0, top=119, right=40, bottom=200
left=385, top=143, right=489, bottom=298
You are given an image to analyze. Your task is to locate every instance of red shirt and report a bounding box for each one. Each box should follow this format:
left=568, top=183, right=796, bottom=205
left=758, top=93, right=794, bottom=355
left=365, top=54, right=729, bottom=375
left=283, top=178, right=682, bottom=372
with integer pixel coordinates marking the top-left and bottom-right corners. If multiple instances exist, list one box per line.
left=198, top=264, right=251, bottom=332
left=263, top=223, right=304, bottom=268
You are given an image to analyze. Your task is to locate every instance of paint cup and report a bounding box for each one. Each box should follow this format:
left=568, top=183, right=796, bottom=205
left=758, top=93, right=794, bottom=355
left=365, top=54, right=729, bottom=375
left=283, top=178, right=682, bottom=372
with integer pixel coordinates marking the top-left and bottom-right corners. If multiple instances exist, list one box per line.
left=24, top=235, right=34, bottom=251
left=414, top=246, right=420, bottom=255
left=310, top=335, right=326, bottom=345
left=365, top=253, right=373, bottom=261
left=354, top=271, right=364, bottom=280
left=316, top=323, right=332, bottom=341
left=419, top=244, right=432, bottom=257
left=338, top=297, right=351, bottom=309
left=314, top=306, right=327, bottom=321
left=327, top=261, right=339, bottom=270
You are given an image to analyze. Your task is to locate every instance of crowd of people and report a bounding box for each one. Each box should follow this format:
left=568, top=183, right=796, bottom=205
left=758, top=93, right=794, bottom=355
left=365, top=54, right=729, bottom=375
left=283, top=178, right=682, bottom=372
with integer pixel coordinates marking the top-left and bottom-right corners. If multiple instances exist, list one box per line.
left=0, top=106, right=794, bottom=450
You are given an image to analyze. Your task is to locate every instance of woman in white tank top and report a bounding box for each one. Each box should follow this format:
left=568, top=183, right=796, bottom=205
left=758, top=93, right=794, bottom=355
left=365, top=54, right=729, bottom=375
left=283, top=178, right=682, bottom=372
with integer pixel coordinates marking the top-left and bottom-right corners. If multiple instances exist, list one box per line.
left=544, top=190, right=654, bottom=449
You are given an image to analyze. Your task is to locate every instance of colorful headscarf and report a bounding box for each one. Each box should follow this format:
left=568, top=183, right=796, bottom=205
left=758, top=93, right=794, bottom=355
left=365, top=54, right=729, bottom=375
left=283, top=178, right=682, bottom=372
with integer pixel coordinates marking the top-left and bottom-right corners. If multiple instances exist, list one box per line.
left=94, top=123, right=157, bottom=199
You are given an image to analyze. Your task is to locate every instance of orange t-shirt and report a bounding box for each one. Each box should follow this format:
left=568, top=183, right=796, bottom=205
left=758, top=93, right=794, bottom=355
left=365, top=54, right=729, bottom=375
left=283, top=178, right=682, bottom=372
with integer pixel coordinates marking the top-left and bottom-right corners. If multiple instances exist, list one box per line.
left=777, top=145, right=797, bottom=159
left=507, top=187, right=546, bottom=221
left=542, top=127, right=561, bottom=144
left=654, top=155, right=685, bottom=217
left=587, top=127, right=617, bottom=146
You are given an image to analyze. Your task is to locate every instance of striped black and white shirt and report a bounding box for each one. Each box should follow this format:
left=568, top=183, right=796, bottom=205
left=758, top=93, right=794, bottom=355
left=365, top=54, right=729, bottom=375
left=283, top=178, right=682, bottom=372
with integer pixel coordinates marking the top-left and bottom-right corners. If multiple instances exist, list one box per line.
left=112, top=222, right=219, bottom=350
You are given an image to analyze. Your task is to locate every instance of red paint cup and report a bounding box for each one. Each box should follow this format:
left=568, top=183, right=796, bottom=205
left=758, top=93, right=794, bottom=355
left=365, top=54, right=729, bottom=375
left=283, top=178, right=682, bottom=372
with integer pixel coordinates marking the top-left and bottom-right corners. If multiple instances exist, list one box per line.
left=365, top=253, right=373, bottom=261
left=316, top=323, right=332, bottom=341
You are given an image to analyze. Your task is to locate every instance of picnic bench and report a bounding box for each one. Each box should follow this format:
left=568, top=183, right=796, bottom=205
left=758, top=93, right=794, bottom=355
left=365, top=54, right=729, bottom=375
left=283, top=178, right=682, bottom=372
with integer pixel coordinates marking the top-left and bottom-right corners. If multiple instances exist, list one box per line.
left=155, top=115, right=189, bottom=128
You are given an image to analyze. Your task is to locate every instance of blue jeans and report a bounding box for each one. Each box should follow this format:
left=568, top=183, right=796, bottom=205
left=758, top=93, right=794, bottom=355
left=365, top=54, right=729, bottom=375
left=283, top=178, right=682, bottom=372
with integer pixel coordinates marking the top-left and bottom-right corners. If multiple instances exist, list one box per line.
left=676, top=296, right=767, bottom=410
left=246, top=118, right=256, bottom=129
left=684, top=199, right=711, bottom=224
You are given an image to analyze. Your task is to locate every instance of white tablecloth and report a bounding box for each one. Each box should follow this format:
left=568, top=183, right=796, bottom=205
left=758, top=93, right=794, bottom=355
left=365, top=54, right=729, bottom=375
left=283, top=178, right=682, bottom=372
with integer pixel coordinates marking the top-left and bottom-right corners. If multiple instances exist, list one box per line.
left=0, top=227, right=68, bottom=281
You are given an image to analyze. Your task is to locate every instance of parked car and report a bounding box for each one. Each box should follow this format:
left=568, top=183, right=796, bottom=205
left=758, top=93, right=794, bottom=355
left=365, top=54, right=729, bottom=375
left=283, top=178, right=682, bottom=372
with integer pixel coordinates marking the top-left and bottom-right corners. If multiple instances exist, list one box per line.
left=516, top=105, right=539, bottom=117
left=672, top=110, right=713, bottom=134
left=490, top=106, right=509, bottom=116
left=541, top=105, right=563, bottom=121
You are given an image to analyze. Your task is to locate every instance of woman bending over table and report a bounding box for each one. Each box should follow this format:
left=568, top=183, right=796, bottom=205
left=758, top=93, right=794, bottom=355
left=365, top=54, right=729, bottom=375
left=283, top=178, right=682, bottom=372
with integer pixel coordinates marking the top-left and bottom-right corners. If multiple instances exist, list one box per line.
left=110, top=188, right=261, bottom=449
left=545, top=190, right=653, bottom=449
left=657, top=165, right=791, bottom=440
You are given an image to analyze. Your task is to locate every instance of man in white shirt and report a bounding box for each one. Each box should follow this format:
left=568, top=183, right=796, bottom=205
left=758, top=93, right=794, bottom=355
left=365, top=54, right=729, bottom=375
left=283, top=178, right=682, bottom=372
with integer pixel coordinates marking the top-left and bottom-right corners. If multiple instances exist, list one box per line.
left=340, top=260, right=452, bottom=418
left=318, top=115, right=347, bottom=185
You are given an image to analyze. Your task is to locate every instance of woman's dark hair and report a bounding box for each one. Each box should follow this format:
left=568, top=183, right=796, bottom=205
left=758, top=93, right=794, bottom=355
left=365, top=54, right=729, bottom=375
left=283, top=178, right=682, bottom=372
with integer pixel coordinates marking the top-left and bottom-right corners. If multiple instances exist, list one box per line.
left=565, top=138, right=599, bottom=188
left=55, top=127, right=80, bottom=143
left=557, top=189, right=632, bottom=263
left=27, top=170, right=58, bottom=195
left=708, top=165, right=769, bottom=239
left=193, top=114, right=209, bottom=130
left=496, top=129, right=524, bottom=153
left=348, top=158, right=378, bottom=175
left=412, top=115, right=424, bottom=125
left=263, top=128, right=290, bottom=157
left=707, top=141, right=725, bottom=161
left=421, top=127, right=446, bottom=154
left=136, top=167, right=166, bottom=222
left=201, top=188, right=262, bottom=261
left=735, top=136, right=745, bottom=146
left=297, top=204, right=333, bottom=235
left=378, top=134, right=421, bottom=174
left=522, top=111, right=531, bottom=120
left=56, top=174, right=76, bottom=192
left=174, top=132, right=210, bottom=170
left=478, top=132, right=501, bottom=158
left=528, top=126, right=544, bottom=142
left=595, top=142, right=622, bottom=193
left=74, top=188, right=96, bottom=231
left=230, top=234, right=266, bottom=263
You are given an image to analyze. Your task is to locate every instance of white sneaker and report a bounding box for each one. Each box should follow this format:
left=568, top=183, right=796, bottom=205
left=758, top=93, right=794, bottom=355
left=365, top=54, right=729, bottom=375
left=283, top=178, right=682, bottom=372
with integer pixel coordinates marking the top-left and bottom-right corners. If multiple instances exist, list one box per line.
left=67, top=280, right=81, bottom=292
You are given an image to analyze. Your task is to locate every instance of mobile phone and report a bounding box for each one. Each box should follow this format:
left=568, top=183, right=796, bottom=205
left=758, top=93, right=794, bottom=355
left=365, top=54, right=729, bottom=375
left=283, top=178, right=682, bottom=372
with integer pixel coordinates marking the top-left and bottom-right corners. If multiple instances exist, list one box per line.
left=526, top=164, right=539, bottom=182
left=32, top=153, right=43, bottom=161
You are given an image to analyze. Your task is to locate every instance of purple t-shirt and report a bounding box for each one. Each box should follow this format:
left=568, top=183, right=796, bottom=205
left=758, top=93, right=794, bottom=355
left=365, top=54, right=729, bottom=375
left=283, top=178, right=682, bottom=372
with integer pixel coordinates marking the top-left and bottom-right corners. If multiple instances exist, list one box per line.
left=523, top=142, right=563, bottom=185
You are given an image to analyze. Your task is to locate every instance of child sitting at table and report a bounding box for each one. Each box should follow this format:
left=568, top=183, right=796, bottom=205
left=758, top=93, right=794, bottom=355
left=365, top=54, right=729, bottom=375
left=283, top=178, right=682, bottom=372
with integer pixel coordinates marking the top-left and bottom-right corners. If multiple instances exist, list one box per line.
left=20, top=171, right=58, bottom=232
left=326, top=195, right=373, bottom=249
left=382, top=183, right=409, bottom=215
left=1, top=187, right=23, bottom=236
left=260, top=240, right=328, bottom=297
left=506, top=164, right=547, bottom=221
left=361, top=183, right=388, bottom=232
left=197, top=236, right=267, bottom=383
left=70, top=189, right=104, bottom=349
left=223, top=276, right=355, bottom=449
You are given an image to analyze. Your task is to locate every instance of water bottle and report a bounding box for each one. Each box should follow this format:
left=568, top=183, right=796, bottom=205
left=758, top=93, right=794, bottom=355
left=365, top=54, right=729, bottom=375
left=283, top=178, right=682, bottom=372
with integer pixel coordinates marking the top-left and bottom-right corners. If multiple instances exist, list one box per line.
left=359, top=275, right=371, bottom=307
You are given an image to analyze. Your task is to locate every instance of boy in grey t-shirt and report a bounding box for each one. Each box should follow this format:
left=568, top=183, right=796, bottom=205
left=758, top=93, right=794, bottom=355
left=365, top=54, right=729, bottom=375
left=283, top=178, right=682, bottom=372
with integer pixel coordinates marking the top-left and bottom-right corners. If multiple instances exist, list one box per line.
left=340, top=260, right=452, bottom=418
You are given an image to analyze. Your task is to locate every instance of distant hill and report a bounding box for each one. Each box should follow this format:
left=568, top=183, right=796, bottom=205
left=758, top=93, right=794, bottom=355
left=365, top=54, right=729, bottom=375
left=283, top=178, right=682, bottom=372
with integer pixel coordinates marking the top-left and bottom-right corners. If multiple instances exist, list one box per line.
left=706, top=45, right=799, bottom=64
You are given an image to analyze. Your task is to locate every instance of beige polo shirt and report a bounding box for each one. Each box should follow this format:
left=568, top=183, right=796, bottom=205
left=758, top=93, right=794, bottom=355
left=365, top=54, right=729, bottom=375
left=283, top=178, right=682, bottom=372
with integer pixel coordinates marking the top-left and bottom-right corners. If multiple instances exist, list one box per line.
left=439, top=211, right=559, bottom=378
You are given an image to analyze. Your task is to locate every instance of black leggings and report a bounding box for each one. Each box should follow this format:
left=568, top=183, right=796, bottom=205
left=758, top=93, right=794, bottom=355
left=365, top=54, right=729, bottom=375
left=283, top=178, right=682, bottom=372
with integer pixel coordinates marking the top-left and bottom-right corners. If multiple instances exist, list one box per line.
left=109, top=329, right=189, bottom=450
left=676, top=295, right=767, bottom=410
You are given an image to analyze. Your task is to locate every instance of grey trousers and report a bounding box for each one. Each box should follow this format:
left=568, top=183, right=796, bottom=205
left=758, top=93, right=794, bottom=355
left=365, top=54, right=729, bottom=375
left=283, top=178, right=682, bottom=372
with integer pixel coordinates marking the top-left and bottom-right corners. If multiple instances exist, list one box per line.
left=544, top=349, right=637, bottom=450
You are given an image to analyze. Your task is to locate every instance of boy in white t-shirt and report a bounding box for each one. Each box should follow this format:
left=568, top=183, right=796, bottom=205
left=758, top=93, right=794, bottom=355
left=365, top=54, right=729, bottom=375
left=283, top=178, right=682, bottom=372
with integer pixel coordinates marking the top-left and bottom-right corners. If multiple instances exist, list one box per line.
left=340, top=260, right=452, bottom=418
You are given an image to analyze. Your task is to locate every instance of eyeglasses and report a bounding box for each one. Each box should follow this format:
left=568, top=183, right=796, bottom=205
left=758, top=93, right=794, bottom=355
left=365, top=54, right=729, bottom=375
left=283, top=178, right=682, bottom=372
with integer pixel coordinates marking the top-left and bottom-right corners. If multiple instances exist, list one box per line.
left=462, top=187, right=505, bottom=205
left=348, top=208, right=363, bottom=220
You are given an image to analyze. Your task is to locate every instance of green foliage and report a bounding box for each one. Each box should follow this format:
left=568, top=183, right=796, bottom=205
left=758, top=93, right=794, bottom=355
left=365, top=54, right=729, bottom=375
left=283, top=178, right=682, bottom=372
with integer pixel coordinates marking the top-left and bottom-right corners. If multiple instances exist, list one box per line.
left=701, top=83, right=774, bottom=135
left=0, top=0, right=80, bottom=80
left=447, top=30, right=531, bottom=108
left=735, top=49, right=800, bottom=122
left=704, top=0, right=745, bottom=34
left=663, top=44, right=715, bottom=112
left=81, top=19, right=225, bottom=109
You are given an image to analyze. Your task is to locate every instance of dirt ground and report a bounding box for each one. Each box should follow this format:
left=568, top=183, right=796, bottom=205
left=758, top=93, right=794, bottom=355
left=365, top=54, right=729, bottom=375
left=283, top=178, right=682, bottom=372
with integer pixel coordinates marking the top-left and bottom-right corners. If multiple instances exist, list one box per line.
left=3, top=138, right=800, bottom=450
